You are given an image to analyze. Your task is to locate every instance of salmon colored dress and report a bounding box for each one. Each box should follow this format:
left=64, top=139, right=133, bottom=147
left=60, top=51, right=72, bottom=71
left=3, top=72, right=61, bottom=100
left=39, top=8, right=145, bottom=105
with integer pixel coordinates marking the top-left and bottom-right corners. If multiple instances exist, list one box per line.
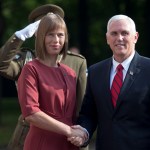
left=18, top=59, right=79, bottom=150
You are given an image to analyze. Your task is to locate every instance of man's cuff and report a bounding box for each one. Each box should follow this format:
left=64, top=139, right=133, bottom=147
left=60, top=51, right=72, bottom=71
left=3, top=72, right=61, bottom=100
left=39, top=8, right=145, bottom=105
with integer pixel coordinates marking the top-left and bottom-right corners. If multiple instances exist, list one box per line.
left=81, top=128, right=89, bottom=147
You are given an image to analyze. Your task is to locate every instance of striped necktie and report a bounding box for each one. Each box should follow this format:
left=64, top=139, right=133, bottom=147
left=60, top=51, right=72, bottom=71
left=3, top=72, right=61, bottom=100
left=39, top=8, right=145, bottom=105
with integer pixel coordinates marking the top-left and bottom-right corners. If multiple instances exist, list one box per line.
left=111, top=64, right=123, bottom=107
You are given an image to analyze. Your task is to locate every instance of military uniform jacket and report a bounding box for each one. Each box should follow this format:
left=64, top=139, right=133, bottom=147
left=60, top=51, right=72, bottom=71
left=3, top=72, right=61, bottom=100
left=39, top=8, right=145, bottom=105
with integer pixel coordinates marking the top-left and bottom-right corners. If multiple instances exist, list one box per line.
left=0, top=34, right=87, bottom=116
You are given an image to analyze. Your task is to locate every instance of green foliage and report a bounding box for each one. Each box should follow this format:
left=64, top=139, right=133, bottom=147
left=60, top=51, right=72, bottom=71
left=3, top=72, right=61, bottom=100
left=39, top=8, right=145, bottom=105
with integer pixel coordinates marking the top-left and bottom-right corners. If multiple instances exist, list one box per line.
left=0, top=98, right=20, bottom=148
left=1, top=0, right=150, bottom=66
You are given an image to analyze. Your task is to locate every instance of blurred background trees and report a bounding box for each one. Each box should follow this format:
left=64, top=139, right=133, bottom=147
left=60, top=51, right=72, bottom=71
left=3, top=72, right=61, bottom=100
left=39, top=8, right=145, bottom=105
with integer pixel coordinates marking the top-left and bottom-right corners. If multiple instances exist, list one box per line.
left=0, top=0, right=150, bottom=95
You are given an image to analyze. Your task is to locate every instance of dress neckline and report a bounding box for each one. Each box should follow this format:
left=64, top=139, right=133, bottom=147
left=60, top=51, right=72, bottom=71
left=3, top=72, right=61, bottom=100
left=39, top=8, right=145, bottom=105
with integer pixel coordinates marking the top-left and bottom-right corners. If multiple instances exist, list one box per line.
left=34, top=58, right=61, bottom=69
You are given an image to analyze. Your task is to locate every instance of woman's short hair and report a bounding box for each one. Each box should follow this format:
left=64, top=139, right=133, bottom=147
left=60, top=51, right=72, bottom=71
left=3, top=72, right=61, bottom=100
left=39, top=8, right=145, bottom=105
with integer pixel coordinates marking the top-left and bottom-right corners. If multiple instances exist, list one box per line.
left=35, top=13, right=68, bottom=60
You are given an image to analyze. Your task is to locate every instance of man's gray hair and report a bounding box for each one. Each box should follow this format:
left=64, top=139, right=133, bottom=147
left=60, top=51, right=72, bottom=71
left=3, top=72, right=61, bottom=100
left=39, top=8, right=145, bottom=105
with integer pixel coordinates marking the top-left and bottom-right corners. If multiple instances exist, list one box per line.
left=107, top=14, right=136, bottom=33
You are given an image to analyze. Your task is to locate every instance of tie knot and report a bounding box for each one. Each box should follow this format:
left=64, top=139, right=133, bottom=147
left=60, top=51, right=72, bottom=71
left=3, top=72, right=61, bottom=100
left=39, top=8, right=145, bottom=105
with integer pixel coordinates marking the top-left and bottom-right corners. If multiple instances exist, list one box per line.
left=117, top=64, right=123, bottom=72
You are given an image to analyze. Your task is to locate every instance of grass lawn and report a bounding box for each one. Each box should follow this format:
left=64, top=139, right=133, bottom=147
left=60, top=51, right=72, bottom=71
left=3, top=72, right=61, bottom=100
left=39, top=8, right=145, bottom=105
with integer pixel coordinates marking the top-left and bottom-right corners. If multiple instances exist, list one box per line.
left=0, top=97, right=20, bottom=149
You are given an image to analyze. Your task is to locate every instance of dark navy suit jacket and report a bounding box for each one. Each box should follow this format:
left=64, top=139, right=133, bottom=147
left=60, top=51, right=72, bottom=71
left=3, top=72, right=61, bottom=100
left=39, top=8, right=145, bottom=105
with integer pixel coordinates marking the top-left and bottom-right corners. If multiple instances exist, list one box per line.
left=78, top=51, right=150, bottom=150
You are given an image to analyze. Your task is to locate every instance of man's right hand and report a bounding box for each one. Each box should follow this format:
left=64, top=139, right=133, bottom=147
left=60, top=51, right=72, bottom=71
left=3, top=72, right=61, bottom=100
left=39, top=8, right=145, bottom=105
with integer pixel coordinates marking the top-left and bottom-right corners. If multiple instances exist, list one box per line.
left=67, top=125, right=88, bottom=147
left=15, top=20, right=40, bottom=41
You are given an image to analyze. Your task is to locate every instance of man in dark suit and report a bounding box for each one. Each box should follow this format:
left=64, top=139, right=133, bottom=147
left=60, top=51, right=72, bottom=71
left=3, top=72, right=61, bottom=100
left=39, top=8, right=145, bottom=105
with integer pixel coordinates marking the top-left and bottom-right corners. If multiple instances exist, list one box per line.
left=69, top=14, right=150, bottom=150
left=0, top=4, right=88, bottom=150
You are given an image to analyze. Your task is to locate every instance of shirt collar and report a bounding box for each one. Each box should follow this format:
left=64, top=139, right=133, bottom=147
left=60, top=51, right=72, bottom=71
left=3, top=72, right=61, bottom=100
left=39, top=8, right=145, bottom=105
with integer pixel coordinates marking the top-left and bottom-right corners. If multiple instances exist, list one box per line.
left=112, top=51, right=135, bottom=72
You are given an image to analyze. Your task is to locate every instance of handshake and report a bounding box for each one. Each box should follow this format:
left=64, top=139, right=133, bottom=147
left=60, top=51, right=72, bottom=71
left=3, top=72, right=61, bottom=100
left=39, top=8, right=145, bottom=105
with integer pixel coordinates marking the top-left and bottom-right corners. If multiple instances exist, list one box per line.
left=67, top=125, right=88, bottom=147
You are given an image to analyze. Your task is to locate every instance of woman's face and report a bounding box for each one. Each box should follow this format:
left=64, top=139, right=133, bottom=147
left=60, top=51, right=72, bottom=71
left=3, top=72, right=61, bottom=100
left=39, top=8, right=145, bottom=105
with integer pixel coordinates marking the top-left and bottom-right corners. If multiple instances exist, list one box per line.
left=45, top=28, right=65, bottom=56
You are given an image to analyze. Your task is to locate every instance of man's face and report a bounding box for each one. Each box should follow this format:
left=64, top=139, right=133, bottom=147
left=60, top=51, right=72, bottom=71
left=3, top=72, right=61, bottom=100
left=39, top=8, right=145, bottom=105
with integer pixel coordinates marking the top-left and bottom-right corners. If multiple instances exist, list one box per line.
left=106, top=19, right=139, bottom=62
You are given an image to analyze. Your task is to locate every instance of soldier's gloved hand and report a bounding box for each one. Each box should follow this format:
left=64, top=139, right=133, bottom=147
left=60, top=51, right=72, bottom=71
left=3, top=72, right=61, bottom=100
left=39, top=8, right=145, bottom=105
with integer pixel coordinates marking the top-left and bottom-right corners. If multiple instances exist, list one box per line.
left=15, top=20, right=40, bottom=41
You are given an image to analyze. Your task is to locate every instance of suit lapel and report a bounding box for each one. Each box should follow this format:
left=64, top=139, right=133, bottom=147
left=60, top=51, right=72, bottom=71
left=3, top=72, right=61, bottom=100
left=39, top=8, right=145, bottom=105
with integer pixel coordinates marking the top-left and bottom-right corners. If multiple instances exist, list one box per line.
left=105, top=60, right=114, bottom=112
left=115, top=52, right=141, bottom=109
left=98, top=58, right=115, bottom=112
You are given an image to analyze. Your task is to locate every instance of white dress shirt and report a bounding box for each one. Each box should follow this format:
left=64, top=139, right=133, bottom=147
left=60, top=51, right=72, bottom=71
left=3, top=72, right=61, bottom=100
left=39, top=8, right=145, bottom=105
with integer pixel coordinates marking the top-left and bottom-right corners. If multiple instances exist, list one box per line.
left=110, top=51, right=135, bottom=88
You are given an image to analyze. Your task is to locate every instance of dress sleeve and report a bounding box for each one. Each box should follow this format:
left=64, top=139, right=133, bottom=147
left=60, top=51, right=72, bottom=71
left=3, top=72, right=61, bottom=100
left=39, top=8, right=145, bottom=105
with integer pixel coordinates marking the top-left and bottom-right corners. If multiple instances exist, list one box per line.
left=17, top=63, right=41, bottom=118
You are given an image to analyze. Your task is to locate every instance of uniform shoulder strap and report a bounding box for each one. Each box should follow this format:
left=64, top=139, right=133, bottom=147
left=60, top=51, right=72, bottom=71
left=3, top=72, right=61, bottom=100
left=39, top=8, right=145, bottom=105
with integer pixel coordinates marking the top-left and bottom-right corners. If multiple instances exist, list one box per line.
left=67, top=51, right=85, bottom=59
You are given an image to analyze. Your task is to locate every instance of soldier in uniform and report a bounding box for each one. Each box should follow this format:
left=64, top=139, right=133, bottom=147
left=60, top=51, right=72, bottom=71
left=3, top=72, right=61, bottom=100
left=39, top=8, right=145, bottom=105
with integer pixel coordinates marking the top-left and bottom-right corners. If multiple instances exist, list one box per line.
left=0, top=4, right=88, bottom=150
